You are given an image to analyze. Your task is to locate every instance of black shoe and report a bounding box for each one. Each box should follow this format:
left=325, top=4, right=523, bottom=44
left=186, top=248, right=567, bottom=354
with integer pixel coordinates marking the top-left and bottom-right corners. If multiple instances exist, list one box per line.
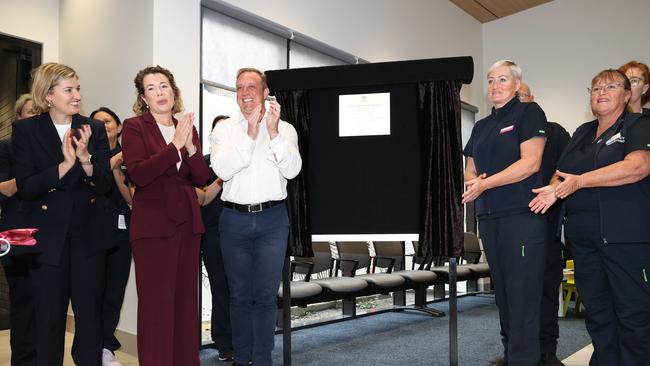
left=539, top=353, right=565, bottom=366
left=488, top=355, right=507, bottom=366
left=218, top=347, right=234, bottom=361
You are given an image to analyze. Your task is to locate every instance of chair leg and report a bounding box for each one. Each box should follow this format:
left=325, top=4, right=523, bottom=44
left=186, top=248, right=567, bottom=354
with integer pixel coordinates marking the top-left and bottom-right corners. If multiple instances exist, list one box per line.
left=414, top=285, right=427, bottom=307
left=467, top=279, right=478, bottom=293
left=433, top=284, right=446, bottom=299
left=393, top=290, right=406, bottom=306
left=342, top=298, right=356, bottom=317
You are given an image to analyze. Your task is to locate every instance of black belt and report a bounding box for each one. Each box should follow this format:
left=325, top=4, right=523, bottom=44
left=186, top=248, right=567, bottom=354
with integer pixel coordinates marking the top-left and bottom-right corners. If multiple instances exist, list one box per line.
left=223, top=200, right=284, bottom=213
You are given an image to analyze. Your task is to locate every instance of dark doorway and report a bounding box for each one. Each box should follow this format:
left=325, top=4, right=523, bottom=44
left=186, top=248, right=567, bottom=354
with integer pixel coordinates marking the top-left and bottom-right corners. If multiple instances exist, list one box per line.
left=0, top=33, right=42, bottom=139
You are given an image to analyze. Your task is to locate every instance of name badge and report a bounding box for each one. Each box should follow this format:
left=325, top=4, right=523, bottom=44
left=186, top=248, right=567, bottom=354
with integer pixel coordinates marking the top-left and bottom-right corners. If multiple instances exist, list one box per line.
left=499, top=125, right=514, bottom=134
left=605, top=132, right=625, bottom=146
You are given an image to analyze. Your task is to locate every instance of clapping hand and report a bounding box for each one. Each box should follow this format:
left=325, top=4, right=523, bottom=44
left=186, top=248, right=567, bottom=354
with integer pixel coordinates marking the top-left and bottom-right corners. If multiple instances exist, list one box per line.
left=182, top=112, right=196, bottom=152
left=72, top=124, right=92, bottom=161
left=246, top=105, right=263, bottom=140
left=554, top=170, right=583, bottom=199
left=461, top=173, right=487, bottom=204
left=172, top=113, right=194, bottom=151
left=529, top=185, right=558, bottom=214
left=267, top=100, right=281, bottom=139
left=62, top=129, right=77, bottom=166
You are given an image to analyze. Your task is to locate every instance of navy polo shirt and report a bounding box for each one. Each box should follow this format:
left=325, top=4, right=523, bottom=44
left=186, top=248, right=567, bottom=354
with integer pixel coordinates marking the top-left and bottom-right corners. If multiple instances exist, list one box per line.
left=463, top=97, right=547, bottom=217
left=558, top=112, right=650, bottom=243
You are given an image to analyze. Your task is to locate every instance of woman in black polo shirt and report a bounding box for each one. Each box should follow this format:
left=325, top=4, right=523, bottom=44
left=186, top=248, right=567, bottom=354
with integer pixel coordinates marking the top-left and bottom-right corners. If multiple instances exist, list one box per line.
left=463, top=60, right=548, bottom=366
left=618, top=60, right=650, bottom=115
left=530, top=69, right=650, bottom=366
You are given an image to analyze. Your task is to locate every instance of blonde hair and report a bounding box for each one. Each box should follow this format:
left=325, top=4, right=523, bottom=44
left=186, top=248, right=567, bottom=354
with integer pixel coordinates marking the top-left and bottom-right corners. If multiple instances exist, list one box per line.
left=30, top=63, right=78, bottom=114
left=488, top=59, right=522, bottom=80
left=14, top=93, right=33, bottom=120
left=132, top=65, right=184, bottom=115
left=236, top=67, right=268, bottom=89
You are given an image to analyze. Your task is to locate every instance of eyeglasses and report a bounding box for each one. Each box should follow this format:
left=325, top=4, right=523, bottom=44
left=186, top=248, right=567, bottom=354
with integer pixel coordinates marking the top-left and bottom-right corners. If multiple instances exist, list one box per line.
left=588, top=82, right=622, bottom=94
left=629, top=77, right=644, bottom=87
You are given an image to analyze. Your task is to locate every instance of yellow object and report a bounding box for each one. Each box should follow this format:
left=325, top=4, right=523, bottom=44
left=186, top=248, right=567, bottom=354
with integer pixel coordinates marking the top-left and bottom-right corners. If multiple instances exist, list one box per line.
left=561, top=260, right=581, bottom=316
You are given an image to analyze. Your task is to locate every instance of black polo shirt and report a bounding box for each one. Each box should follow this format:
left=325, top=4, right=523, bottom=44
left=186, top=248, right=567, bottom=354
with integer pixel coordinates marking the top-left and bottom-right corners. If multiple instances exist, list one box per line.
left=558, top=112, right=650, bottom=242
left=109, top=144, right=131, bottom=240
left=463, top=97, right=547, bottom=217
left=540, top=121, right=570, bottom=227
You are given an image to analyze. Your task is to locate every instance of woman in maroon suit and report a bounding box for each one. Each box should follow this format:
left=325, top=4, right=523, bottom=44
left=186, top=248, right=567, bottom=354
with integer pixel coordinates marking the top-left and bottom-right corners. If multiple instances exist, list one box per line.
left=121, top=65, right=209, bottom=366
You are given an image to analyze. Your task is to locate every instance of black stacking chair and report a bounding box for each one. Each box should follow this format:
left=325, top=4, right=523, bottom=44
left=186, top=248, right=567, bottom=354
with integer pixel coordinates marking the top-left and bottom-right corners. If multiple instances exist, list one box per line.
left=460, top=232, right=491, bottom=288
left=335, top=241, right=406, bottom=295
left=373, top=241, right=444, bottom=316
left=303, top=242, right=368, bottom=316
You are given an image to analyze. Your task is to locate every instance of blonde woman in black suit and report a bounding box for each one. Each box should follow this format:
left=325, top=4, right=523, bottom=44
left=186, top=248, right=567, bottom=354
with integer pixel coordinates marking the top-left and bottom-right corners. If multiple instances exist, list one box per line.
left=12, top=63, right=113, bottom=365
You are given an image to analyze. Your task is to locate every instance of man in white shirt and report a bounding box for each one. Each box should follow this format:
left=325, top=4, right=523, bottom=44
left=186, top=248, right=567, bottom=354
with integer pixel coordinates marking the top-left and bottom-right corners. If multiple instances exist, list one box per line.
left=210, top=67, right=302, bottom=366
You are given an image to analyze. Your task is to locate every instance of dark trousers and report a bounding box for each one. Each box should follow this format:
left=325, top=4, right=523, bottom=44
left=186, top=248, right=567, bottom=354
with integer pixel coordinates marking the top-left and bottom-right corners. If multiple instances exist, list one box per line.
left=220, top=204, right=289, bottom=366
left=539, top=228, right=564, bottom=354
left=131, top=222, right=200, bottom=366
left=479, top=212, right=546, bottom=366
left=569, top=235, right=650, bottom=366
left=102, top=235, right=131, bottom=352
left=201, top=228, right=232, bottom=350
left=29, top=236, right=106, bottom=366
left=1, top=255, right=36, bottom=365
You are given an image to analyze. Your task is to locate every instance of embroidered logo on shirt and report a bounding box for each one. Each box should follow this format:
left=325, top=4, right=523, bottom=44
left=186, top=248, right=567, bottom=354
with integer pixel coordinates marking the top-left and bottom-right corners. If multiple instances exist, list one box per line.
left=538, top=130, right=546, bottom=134
left=605, top=132, right=625, bottom=146
left=499, top=125, right=514, bottom=134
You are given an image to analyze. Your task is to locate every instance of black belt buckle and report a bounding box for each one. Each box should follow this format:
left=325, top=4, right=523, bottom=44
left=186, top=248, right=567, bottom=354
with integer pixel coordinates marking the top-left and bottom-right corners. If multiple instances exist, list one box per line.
left=248, top=203, right=263, bottom=213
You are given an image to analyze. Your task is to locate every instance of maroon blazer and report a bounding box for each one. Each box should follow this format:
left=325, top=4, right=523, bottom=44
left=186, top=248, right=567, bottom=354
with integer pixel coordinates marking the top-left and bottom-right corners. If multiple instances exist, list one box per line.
left=121, top=112, right=210, bottom=241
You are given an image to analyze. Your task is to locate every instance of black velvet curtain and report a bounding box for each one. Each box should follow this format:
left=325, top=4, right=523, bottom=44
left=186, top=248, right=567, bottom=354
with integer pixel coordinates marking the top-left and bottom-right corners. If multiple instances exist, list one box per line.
left=275, top=90, right=313, bottom=258
left=417, top=80, right=465, bottom=260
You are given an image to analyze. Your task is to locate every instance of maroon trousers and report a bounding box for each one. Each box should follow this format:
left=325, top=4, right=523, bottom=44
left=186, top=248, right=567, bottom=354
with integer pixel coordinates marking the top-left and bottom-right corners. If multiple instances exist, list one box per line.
left=131, top=222, right=200, bottom=366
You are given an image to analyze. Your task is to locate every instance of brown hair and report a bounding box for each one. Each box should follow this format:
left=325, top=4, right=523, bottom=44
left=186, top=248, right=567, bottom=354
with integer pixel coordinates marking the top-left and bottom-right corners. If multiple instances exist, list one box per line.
left=30, top=63, right=78, bottom=114
left=132, top=65, right=184, bottom=115
left=236, top=67, right=268, bottom=89
left=14, top=93, right=33, bottom=120
left=618, top=60, right=650, bottom=105
left=591, top=69, right=631, bottom=91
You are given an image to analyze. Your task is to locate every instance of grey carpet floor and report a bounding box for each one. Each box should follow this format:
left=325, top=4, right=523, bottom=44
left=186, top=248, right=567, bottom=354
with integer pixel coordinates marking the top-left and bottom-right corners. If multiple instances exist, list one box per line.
left=200, top=294, right=591, bottom=365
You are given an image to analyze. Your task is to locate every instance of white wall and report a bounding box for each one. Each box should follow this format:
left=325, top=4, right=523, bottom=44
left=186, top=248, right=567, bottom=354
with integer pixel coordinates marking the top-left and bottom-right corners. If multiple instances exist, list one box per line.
left=153, top=0, right=202, bottom=117
left=60, top=0, right=154, bottom=121
left=483, top=0, right=650, bottom=134
left=0, top=0, right=59, bottom=62
left=220, top=0, right=485, bottom=114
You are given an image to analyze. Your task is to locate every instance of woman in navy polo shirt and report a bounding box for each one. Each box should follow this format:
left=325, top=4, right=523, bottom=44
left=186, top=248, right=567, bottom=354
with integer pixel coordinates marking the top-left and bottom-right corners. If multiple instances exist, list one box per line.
left=618, top=60, right=650, bottom=115
left=463, top=60, right=548, bottom=366
left=530, top=69, right=650, bottom=366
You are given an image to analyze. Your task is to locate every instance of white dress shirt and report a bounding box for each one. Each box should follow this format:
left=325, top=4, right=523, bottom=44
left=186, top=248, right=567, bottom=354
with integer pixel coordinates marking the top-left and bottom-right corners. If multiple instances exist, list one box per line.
left=210, top=112, right=302, bottom=205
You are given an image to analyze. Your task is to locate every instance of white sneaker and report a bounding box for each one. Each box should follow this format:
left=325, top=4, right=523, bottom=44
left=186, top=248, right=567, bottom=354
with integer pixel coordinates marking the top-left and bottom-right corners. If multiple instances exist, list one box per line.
left=102, top=348, right=123, bottom=366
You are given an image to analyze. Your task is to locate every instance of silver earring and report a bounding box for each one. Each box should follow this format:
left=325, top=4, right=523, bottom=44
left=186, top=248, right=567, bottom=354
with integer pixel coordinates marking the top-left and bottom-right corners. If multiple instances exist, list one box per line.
left=47, top=101, right=52, bottom=107
left=145, top=104, right=149, bottom=109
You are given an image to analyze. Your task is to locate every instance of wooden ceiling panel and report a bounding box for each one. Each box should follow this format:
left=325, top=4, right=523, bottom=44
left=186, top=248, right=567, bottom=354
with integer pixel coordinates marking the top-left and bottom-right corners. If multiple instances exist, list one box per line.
left=450, top=0, right=497, bottom=23
left=451, top=0, right=552, bottom=23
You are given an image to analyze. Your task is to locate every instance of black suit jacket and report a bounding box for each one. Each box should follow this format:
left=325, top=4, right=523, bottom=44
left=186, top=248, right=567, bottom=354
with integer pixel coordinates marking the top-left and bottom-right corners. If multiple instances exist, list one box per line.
left=11, top=113, right=114, bottom=264
left=0, top=139, right=23, bottom=233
